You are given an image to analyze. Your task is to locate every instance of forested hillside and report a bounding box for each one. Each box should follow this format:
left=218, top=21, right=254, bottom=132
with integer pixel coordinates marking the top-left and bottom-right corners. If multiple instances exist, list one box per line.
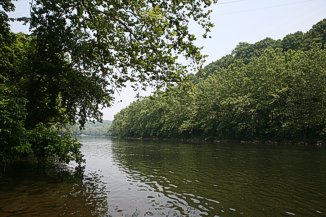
left=110, top=19, right=326, bottom=142
left=197, top=19, right=326, bottom=79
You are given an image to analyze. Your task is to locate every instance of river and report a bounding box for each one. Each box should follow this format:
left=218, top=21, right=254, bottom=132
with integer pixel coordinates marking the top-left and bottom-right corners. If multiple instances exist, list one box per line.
left=0, top=137, right=325, bottom=216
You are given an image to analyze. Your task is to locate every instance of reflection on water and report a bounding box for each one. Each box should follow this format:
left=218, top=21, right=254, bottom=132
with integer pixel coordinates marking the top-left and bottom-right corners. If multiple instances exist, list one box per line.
left=0, top=161, right=108, bottom=217
left=110, top=140, right=326, bottom=216
left=1, top=137, right=326, bottom=216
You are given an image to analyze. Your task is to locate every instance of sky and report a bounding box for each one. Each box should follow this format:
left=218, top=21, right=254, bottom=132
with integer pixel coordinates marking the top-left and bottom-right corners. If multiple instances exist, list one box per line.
left=9, top=0, right=326, bottom=120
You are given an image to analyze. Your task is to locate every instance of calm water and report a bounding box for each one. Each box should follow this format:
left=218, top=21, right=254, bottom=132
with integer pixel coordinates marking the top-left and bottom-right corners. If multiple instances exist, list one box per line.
left=0, top=138, right=326, bottom=217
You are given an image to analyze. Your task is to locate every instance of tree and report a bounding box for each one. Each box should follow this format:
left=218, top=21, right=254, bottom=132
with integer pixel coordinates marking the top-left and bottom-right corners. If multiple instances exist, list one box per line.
left=304, top=19, right=326, bottom=50
left=1, top=0, right=218, bottom=163
left=27, top=0, right=217, bottom=127
left=0, top=2, right=30, bottom=163
left=281, top=31, right=304, bottom=51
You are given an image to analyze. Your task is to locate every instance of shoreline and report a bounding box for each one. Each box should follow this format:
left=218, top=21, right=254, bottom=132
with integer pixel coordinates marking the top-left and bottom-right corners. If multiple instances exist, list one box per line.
left=110, top=136, right=325, bottom=147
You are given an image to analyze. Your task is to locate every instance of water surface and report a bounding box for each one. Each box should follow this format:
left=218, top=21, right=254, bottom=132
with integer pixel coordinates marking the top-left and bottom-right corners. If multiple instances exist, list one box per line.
left=0, top=138, right=325, bottom=216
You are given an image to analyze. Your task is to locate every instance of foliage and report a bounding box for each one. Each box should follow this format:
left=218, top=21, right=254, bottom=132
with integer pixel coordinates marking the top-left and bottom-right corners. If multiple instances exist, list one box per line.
left=110, top=81, right=195, bottom=138
left=1, top=0, right=216, bottom=163
left=0, top=76, right=29, bottom=162
left=27, top=0, right=217, bottom=127
left=110, top=19, right=326, bottom=142
left=0, top=5, right=30, bottom=163
left=28, top=124, right=84, bottom=164
left=197, top=19, right=326, bottom=79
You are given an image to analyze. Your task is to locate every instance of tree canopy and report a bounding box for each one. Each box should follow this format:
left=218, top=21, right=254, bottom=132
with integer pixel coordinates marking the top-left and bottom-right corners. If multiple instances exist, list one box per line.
left=27, top=0, right=217, bottom=127
left=197, top=19, right=326, bottom=79
left=0, top=0, right=217, bottom=164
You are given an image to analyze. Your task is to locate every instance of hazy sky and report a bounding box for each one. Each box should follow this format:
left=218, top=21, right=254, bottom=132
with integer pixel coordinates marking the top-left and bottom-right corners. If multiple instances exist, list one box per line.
left=9, top=0, right=326, bottom=120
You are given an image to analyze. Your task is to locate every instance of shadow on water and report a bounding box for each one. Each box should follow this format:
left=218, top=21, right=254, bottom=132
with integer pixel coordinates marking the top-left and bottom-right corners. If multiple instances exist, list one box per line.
left=0, top=161, right=108, bottom=217
left=110, top=139, right=326, bottom=217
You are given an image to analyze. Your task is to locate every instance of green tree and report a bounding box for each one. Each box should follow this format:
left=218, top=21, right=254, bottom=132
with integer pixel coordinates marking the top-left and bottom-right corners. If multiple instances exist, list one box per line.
left=0, top=2, right=30, bottom=163
left=2, top=0, right=218, bottom=163
left=281, top=31, right=304, bottom=51
left=25, top=0, right=217, bottom=126
left=304, top=19, right=326, bottom=49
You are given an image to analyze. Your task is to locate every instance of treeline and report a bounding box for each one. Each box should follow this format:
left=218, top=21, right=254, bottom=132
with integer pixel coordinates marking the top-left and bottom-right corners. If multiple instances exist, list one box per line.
left=110, top=19, right=326, bottom=141
left=197, top=19, right=326, bottom=79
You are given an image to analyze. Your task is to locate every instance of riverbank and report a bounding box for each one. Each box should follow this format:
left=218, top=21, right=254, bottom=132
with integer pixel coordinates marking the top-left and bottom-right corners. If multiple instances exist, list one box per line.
left=111, top=136, right=325, bottom=147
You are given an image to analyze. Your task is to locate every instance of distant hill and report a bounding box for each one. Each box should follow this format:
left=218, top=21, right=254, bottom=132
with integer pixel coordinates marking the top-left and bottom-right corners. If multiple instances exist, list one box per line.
left=71, top=120, right=112, bottom=137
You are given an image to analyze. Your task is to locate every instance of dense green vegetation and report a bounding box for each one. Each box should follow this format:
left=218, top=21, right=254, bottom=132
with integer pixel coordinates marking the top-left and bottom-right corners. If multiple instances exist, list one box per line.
left=110, top=19, right=326, bottom=142
left=1, top=0, right=216, bottom=164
